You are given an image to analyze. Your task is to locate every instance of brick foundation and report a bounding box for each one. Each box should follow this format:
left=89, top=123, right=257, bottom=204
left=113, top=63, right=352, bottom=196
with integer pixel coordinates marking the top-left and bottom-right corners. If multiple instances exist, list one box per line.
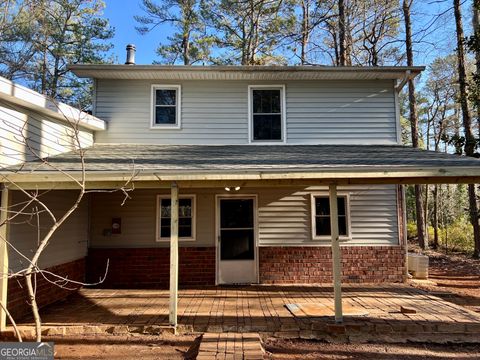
left=87, top=247, right=216, bottom=288
left=7, top=258, right=85, bottom=320
left=259, top=246, right=405, bottom=284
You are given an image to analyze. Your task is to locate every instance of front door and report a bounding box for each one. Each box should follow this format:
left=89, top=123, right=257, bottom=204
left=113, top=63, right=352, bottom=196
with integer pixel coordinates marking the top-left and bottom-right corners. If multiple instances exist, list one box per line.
left=217, top=197, right=257, bottom=284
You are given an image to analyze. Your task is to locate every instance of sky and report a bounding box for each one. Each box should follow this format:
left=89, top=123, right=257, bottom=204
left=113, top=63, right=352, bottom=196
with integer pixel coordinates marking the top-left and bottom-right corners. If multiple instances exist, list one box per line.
left=102, top=0, right=161, bottom=64
left=101, top=0, right=471, bottom=67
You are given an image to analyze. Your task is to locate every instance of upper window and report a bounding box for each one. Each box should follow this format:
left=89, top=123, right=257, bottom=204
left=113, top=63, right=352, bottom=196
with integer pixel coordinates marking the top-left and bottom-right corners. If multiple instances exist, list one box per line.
left=249, top=85, right=285, bottom=142
left=311, top=194, right=350, bottom=240
left=151, top=85, right=181, bottom=129
left=156, top=195, right=195, bottom=241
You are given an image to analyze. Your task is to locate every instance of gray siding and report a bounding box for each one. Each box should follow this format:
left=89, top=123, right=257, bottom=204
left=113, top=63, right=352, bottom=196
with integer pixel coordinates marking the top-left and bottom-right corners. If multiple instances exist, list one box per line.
left=89, top=185, right=399, bottom=249
left=8, top=191, right=89, bottom=272
left=94, top=80, right=397, bottom=145
left=0, top=100, right=93, bottom=167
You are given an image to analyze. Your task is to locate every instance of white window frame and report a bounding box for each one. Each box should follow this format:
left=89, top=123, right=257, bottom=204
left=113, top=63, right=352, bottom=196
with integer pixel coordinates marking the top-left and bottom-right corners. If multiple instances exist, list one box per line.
left=310, top=192, right=352, bottom=241
left=156, top=194, right=196, bottom=242
left=248, top=85, right=286, bottom=144
left=150, top=84, right=182, bottom=129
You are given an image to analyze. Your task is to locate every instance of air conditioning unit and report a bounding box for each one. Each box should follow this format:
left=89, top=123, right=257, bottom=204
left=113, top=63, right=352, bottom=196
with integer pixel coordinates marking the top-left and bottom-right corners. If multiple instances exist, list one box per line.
left=407, top=253, right=429, bottom=279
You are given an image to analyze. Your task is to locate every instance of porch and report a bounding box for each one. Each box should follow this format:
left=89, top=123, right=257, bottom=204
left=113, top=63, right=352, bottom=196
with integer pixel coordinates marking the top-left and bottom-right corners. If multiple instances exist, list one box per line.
left=14, top=284, right=480, bottom=343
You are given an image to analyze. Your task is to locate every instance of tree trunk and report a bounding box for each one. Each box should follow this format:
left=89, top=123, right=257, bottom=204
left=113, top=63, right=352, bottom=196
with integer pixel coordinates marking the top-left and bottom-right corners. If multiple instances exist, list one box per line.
left=338, top=0, right=347, bottom=66
left=300, top=0, right=309, bottom=64
left=403, top=0, right=427, bottom=249
left=455, top=0, right=480, bottom=258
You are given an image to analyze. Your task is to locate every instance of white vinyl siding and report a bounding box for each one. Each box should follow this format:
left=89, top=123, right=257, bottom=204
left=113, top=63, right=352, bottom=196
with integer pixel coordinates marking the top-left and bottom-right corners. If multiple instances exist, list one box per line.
left=8, top=190, right=89, bottom=272
left=0, top=100, right=93, bottom=168
left=94, top=80, right=397, bottom=145
left=89, top=185, right=399, bottom=249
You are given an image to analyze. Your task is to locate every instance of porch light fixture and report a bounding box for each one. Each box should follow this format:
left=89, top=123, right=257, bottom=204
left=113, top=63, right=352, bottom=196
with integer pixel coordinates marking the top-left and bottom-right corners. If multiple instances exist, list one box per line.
left=224, top=186, right=241, bottom=192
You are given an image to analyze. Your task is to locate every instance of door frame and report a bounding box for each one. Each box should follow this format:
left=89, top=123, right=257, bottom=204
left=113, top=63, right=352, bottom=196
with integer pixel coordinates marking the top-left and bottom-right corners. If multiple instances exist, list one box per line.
left=215, top=194, right=259, bottom=285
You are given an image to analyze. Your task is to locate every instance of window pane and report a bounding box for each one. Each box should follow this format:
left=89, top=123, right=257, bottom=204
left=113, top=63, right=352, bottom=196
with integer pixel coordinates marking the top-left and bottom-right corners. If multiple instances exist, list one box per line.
left=338, top=197, right=346, bottom=216
left=156, top=89, right=176, bottom=105
left=253, top=114, right=281, bottom=141
left=339, top=216, right=347, bottom=236
left=253, top=89, right=281, bottom=113
left=220, top=199, right=253, bottom=228
left=159, top=198, right=193, bottom=238
left=315, top=197, right=330, bottom=216
left=161, top=199, right=171, bottom=218
left=315, top=196, right=348, bottom=237
left=155, top=107, right=176, bottom=125
left=316, top=217, right=331, bottom=236
left=220, top=229, right=255, bottom=260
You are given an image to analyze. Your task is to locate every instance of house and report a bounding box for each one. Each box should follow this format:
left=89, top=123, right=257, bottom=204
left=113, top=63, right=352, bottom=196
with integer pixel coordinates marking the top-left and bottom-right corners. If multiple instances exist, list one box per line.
left=1, top=48, right=480, bottom=330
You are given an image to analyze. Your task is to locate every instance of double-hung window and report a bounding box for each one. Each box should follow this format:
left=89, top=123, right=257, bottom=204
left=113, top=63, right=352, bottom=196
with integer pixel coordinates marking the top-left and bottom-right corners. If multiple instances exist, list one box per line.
left=151, top=85, right=181, bottom=128
left=311, top=194, right=350, bottom=240
left=249, top=85, right=285, bottom=142
left=156, top=195, right=195, bottom=241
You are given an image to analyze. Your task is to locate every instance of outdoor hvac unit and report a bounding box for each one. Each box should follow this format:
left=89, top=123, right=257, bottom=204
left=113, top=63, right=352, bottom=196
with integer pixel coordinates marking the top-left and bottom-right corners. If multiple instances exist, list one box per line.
left=407, top=253, right=429, bottom=279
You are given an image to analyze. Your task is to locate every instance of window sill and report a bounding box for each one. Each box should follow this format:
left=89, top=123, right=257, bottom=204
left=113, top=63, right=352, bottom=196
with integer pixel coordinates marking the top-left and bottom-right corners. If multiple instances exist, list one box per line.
left=312, top=236, right=351, bottom=242
left=150, top=125, right=182, bottom=130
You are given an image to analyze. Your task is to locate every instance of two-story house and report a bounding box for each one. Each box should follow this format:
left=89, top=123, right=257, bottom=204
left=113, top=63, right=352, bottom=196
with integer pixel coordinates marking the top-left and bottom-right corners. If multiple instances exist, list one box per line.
left=2, top=50, right=480, bottom=328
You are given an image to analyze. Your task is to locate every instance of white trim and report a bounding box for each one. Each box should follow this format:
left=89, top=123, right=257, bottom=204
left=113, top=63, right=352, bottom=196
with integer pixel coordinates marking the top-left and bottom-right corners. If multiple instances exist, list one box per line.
left=215, top=194, right=259, bottom=285
left=247, top=85, right=286, bottom=144
left=394, top=80, right=402, bottom=144
left=0, top=75, right=105, bottom=131
left=156, top=194, right=196, bottom=242
left=150, top=84, right=182, bottom=130
left=310, top=192, right=352, bottom=241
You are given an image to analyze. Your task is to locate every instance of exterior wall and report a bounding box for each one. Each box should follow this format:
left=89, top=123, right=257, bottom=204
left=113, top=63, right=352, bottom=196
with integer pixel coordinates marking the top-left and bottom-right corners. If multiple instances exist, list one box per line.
left=7, top=258, right=85, bottom=319
left=259, top=246, right=405, bottom=284
left=89, top=185, right=399, bottom=249
left=87, top=185, right=403, bottom=286
left=87, top=248, right=215, bottom=288
left=94, top=80, right=397, bottom=145
left=8, top=190, right=89, bottom=272
left=0, top=100, right=93, bottom=167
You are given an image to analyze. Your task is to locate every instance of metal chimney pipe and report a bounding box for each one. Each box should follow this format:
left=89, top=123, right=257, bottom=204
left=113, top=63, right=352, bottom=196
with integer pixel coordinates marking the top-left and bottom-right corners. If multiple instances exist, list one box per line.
left=125, top=44, right=136, bottom=65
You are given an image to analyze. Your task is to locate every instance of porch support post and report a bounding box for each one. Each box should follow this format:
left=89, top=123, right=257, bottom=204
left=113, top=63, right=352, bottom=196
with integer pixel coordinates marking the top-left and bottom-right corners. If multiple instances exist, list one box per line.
left=169, top=182, right=179, bottom=330
left=0, top=187, right=10, bottom=331
left=329, top=184, right=343, bottom=323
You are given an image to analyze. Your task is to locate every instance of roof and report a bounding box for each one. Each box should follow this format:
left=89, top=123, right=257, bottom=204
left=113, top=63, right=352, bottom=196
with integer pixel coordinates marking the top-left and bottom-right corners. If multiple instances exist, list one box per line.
left=2, top=144, right=480, bottom=186
left=0, top=76, right=105, bottom=131
left=68, top=65, right=425, bottom=81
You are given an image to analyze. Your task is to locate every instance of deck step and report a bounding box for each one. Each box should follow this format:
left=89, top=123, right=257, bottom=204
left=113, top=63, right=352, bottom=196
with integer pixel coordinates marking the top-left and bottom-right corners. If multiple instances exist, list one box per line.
left=197, top=332, right=265, bottom=360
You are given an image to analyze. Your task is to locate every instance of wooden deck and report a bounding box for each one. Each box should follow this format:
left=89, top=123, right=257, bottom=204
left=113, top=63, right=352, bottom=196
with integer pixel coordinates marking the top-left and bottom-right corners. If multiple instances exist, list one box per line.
left=16, top=284, right=480, bottom=343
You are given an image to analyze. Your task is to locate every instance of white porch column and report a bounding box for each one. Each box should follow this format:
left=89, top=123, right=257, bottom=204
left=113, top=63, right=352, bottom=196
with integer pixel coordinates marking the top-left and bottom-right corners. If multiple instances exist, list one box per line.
left=169, top=182, right=179, bottom=329
left=329, top=184, right=343, bottom=323
left=0, top=187, right=10, bottom=331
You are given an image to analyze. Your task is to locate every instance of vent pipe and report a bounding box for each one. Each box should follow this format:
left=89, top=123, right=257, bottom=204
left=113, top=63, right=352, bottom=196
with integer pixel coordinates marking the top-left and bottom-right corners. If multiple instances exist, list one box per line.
left=125, top=44, right=136, bottom=65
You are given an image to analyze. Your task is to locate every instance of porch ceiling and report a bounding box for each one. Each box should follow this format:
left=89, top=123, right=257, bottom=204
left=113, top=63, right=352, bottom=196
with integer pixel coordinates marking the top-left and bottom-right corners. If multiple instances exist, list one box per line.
left=1, top=144, right=480, bottom=189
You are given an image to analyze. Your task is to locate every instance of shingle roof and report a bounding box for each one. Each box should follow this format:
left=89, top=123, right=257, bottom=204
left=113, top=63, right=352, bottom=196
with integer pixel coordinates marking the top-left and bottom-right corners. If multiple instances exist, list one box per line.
left=5, top=144, right=480, bottom=174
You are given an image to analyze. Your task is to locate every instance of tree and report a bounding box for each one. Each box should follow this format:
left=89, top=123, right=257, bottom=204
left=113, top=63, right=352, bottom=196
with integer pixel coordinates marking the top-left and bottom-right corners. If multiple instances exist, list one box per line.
left=202, top=0, right=295, bottom=65
left=338, top=0, right=348, bottom=65
left=135, top=0, right=210, bottom=65
left=403, top=0, right=427, bottom=249
left=0, top=0, right=114, bottom=110
left=454, top=0, right=480, bottom=259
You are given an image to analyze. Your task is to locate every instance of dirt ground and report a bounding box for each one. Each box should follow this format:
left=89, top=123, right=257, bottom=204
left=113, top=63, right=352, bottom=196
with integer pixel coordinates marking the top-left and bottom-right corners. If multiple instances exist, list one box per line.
left=264, top=340, right=480, bottom=359
left=409, top=246, right=480, bottom=313
left=50, top=334, right=199, bottom=360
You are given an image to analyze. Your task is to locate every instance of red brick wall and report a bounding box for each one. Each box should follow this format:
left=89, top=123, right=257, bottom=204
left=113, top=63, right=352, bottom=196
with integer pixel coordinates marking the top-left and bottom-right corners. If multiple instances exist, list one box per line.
left=7, top=258, right=85, bottom=320
left=259, top=246, right=405, bottom=284
left=87, top=247, right=216, bottom=288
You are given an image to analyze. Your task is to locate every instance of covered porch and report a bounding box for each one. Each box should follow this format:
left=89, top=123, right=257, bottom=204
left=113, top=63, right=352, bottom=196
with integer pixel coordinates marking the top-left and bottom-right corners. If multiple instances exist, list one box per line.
left=2, top=144, right=480, bottom=337
left=13, top=284, right=480, bottom=343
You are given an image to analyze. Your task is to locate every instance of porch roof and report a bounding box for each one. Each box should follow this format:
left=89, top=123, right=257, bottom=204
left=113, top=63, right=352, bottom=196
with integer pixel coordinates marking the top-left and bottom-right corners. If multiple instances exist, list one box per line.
left=1, top=144, right=480, bottom=186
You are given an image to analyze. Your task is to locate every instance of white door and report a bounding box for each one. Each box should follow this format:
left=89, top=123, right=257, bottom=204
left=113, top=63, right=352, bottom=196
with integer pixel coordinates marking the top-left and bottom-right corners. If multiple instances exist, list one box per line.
left=217, top=197, right=257, bottom=284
